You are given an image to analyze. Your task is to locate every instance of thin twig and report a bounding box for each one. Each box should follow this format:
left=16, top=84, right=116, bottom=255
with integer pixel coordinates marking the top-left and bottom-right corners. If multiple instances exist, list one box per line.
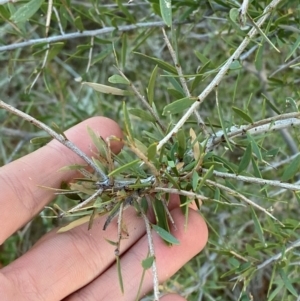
left=154, top=187, right=246, bottom=207
left=53, top=6, right=65, bottom=35
left=205, top=169, right=300, bottom=191
left=161, top=28, right=208, bottom=136
left=238, top=0, right=249, bottom=27
left=86, top=36, right=94, bottom=73
left=205, top=179, right=284, bottom=226
left=29, top=44, right=50, bottom=92
left=139, top=200, right=160, bottom=301
left=0, top=100, right=108, bottom=181
left=0, top=21, right=183, bottom=52
left=45, top=0, right=53, bottom=37
left=205, top=113, right=300, bottom=151
left=256, top=238, right=300, bottom=270
left=116, top=67, right=166, bottom=132
left=157, top=0, right=282, bottom=151
left=64, top=188, right=103, bottom=214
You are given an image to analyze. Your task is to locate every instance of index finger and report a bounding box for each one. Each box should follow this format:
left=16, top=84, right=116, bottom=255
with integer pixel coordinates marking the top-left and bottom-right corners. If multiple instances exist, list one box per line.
left=0, top=116, right=123, bottom=244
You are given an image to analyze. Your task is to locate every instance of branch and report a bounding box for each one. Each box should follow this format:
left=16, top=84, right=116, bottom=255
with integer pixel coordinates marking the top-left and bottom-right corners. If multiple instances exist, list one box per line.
left=154, top=187, right=246, bottom=207
left=0, top=21, right=179, bottom=52
left=0, top=99, right=108, bottom=181
left=205, top=113, right=300, bottom=151
left=205, top=179, right=284, bottom=226
left=255, top=238, right=300, bottom=271
left=206, top=169, right=300, bottom=191
left=161, top=28, right=208, bottom=136
left=157, top=0, right=282, bottom=151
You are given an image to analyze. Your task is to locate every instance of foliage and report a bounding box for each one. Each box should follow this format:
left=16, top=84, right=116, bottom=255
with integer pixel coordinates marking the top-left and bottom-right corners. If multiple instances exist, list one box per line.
left=1, top=0, right=300, bottom=300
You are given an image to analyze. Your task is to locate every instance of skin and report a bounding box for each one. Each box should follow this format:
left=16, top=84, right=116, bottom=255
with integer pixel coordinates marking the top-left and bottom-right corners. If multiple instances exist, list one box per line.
left=0, top=116, right=208, bottom=301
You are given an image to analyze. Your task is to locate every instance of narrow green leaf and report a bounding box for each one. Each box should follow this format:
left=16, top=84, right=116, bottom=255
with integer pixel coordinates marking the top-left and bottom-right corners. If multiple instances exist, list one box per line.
left=147, top=65, right=158, bottom=106
left=147, top=142, right=157, bottom=161
left=108, top=74, right=129, bottom=85
left=162, top=97, right=195, bottom=115
left=134, top=52, right=177, bottom=74
left=262, top=93, right=281, bottom=114
left=191, top=60, right=211, bottom=92
left=238, top=143, right=252, bottom=174
left=229, top=8, right=239, bottom=24
left=30, top=136, right=51, bottom=145
left=286, top=35, right=300, bottom=62
left=10, top=0, right=44, bottom=23
left=121, top=33, right=127, bottom=69
left=108, top=159, right=140, bottom=177
left=116, top=256, right=124, bottom=294
left=128, top=108, right=155, bottom=122
left=176, top=129, right=186, bottom=158
left=51, top=122, right=67, bottom=139
left=278, top=268, right=298, bottom=297
left=282, top=154, right=300, bottom=182
left=247, top=133, right=262, bottom=162
left=248, top=14, right=280, bottom=53
left=216, top=98, right=232, bottom=151
left=86, top=126, right=108, bottom=159
left=160, top=0, right=172, bottom=27
left=192, top=170, right=199, bottom=191
left=141, top=256, right=154, bottom=269
left=152, top=224, right=179, bottom=245
left=163, top=171, right=180, bottom=189
left=250, top=206, right=265, bottom=244
left=74, top=15, right=84, bottom=32
left=198, top=165, right=214, bottom=190
left=232, top=106, right=253, bottom=123
left=82, top=81, right=127, bottom=96
left=123, top=101, right=135, bottom=142
left=194, top=51, right=210, bottom=64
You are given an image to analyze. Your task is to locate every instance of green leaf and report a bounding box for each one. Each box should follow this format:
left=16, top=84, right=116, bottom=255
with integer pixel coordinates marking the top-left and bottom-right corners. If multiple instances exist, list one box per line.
left=282, top=154, right=300, bottom=182
left=198, top=165, right=214, bottom=190
left=286, top=35, right=300, bottom=62
left=116, top=256, right=124, bottom=294
left=82, top=82, right=127, bottom=96
left=30, top=136, right=51, bottom=145
left=142, top=256, right=154, bottom=269
left=246, top=133, right=262, bottom=162
left=128, top=108, right=155, bottom=122
left=229, top=8, right=239, bottom=24
left=162, top=97, right=195, bottom=115
left=192, top=170, right=199, bottom=191
left=134, top=52, right=177, bottom=74
left=147, top=142, right=157, bottom=161
left=250, top=206, right=265, bottom=244
left=160, top=0, right=172, bottom=27
left=147, top=65, right=159, bottom=106
left=176, top=129, right=186, bottom=158
left=216, top=98, right=232, bottom=151
left=108, top=74, right=129, bottom=85
left=74, top=15, right=84, bottom=32
left=152, top=224, right=179, bottom=245
left=10, top=0, right=44, bottom=23
left=121, top=33, right=127, bottom=69
left=86, top=126, right=108, bottom=159
left=108, top=159, right=140, bottom=177
left=238, top=143, right=252, bottom=174
left=278, top=268, right=298, bottom=297
left=194, top=51, right=210, bottom=64
left=51, top=122, right=67, bottom=139
left=232, top=106, right=253, bottom=123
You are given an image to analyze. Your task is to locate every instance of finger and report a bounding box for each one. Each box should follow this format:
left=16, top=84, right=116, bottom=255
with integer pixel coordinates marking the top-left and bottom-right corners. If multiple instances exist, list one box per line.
left=161, top=294, right=186, bottom=301
left=1, top=205, right=146, bottom=301
left=0, top=117, right=123, bottom=244
left=65, top=208, right=208, bottom=301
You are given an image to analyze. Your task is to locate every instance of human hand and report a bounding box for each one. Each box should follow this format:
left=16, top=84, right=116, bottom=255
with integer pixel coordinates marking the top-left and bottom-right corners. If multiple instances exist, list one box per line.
left=0, top=117, right=208, bottom=301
